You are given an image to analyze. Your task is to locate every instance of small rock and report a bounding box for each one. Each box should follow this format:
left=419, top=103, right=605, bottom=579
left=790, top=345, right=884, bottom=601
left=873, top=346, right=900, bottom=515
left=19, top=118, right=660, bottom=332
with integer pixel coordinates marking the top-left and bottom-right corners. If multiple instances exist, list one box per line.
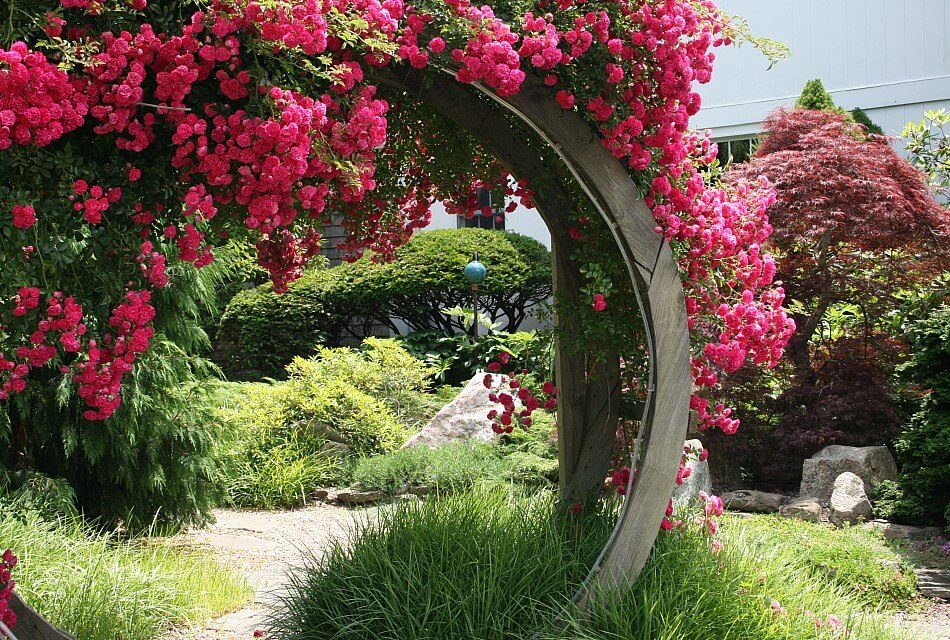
left=829, top=472, right=873, bottom=527
left=722, top=490, right=787, bottom=513
left=407, top=485, right=433, bottom=496
left=800, top=445, right=897, bottom=500
left=673, top=439, right=713, bottom=504
left=780, top=497, right=823, bottom=522
left=862, top=520, right=944, bottom=541
left=311, top=488, right=330, bottom=501
left=335, top=489, right=384, bottom=505
left=320, top=441, right=351, bottom=457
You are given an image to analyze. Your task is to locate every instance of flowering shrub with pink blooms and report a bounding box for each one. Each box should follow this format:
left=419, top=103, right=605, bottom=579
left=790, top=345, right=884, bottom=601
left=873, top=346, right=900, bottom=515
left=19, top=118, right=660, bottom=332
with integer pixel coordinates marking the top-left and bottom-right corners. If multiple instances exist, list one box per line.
left=0, top=5, right=800, bottom=577
left=1, top=0, right=791, bottom=517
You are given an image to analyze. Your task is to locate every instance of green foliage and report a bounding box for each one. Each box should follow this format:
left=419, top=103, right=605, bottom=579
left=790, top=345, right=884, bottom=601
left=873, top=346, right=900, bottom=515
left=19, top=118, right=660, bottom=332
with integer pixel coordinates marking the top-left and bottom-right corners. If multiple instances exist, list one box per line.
left=903, top=108, right=950, bottom=197
left=796, top=79, right=838, bottom=111
left=214, top=265, right=349, bottom=380
left=272, top=488, right=616, bottom=640
left=2, top=507, right=251, bottom=640
left=402, top=328, right=554, bottom=387
left=272, top=490, right=910, bottom=640
left=350, top=443, right=515, bottom=492
left=214, top=339, right=439, bottom=508
left=851, top=107, right=885, bottom=135
left=735, top=515, right=918, bottom=610
left=215, top=229, right=552, bottom=380
left=1, top=249, right=238, bottom=530
left=3, top=470, right=78, bottom=520
left=888, top=304, right=950, bottom=528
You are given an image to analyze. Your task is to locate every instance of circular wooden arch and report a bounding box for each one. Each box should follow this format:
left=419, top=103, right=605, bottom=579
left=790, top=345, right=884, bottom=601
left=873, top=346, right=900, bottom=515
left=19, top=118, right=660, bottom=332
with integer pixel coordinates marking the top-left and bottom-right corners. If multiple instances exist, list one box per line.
left=375, top=68, right=692, bottom=597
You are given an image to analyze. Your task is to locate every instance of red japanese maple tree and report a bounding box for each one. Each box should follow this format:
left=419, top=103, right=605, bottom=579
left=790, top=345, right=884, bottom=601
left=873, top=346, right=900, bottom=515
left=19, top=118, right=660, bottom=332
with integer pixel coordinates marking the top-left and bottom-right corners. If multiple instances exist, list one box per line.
left=727, top=108, right=949, bottom=379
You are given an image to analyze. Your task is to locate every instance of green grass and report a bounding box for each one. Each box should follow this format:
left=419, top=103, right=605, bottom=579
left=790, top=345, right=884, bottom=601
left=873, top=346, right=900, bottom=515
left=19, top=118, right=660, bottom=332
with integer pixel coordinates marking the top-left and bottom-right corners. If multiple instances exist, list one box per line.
left=735, top=515, right=918, bottom=610
left=350, top=442, right=521, bottom=492
left=2, top=508, right=252, bottom=640
left=273, top=488, right=912, bottom=640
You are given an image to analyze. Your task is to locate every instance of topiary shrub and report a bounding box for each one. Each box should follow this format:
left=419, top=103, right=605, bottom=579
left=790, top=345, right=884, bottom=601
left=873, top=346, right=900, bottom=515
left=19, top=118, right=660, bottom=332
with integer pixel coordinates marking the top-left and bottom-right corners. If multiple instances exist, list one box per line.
left=796, top=79, right=838, bottom=111
left=214, top=229, right=552, bottom=380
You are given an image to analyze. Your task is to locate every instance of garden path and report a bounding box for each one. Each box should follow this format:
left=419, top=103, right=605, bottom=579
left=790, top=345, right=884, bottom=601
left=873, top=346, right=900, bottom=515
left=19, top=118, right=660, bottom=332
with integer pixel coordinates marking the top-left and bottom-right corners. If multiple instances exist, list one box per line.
left=164, top=503, right=368, bottom=640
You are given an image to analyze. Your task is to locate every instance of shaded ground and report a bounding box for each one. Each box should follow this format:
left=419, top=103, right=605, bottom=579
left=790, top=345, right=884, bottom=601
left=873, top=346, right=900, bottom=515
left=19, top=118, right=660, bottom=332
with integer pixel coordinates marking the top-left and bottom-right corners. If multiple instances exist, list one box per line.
left=165, top=504, right=366, bottom=640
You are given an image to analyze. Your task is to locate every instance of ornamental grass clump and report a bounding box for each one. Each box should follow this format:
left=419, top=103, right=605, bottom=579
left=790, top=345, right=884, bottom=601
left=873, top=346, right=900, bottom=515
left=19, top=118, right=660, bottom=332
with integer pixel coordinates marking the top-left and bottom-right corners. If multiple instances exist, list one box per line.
left=273, top=489, right=911, bottom=640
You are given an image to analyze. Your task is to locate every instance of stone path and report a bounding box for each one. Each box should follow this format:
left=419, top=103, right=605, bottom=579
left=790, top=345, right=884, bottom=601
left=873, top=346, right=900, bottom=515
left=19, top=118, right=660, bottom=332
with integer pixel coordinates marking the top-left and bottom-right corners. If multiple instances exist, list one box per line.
left=895, top=601, right=950, bottom=640
left=917, top=569, right=950, bottom=602
left=165, top=504, right=367, bottom=640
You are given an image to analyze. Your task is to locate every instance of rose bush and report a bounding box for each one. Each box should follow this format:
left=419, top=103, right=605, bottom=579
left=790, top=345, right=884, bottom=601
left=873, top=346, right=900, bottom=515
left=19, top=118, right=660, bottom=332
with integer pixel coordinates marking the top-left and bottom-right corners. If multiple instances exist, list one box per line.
left=2, top=0, right=790, bottom=438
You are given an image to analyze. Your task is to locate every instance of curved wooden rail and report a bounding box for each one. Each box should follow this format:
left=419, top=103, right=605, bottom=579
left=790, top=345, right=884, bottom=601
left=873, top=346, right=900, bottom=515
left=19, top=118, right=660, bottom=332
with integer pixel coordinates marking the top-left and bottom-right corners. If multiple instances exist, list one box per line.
left=374, top=67, right=692, bottom=595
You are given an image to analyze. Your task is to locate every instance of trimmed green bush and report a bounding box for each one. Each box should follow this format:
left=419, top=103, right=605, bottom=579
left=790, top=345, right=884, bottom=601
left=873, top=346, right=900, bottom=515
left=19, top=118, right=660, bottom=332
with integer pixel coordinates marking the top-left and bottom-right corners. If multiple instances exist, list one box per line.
left=272, top=489, right=910, bottom=640
left=3, top=507, right=251, bottom=640
left=215, top=229, right=552, bottom=380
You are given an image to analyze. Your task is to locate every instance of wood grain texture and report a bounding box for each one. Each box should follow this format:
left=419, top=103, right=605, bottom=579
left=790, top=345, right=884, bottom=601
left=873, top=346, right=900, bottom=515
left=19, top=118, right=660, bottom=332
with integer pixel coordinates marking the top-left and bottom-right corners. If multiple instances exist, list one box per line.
left=368, top=67, right=691, bottom=594
left=8, top=594, right=75, bottom=640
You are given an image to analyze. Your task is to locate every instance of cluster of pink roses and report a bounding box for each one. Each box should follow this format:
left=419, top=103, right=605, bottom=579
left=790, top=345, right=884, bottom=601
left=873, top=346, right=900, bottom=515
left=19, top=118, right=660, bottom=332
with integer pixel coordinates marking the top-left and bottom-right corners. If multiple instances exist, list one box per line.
left=0, top=42, right=88, bottom=149
left=74, top=290, right=155, bottom=420
left=0, top=549, right=17, bottom=630
left=0, top=290, right=86, bottom=401
left=483, top=352, right=558, bottom=435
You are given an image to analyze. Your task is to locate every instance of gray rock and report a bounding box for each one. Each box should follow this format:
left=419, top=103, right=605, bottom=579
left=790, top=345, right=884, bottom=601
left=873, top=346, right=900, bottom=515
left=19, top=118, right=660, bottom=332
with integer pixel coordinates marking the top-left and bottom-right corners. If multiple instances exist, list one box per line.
left=722, top=489, right=787, bottom=513
left=914, top=569, right=950, bottom=601
left=780, top=497, right=823, bottom=522
left=800, top=445, right=897, bottom=500
left=402, top=373, right=511, bottom=448
left=672, top=439, right=713, bottom=504
left=335, top=489, right=384, bottom=505
left=862, top=520, right=944, bottom=541
left=829, top=472, right=873, bottom=527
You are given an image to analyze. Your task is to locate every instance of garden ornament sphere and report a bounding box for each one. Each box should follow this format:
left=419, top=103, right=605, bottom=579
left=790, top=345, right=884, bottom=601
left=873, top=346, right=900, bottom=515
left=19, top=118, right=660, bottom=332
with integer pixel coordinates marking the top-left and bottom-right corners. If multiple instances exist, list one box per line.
left=463, top=253, right=487, bottom=286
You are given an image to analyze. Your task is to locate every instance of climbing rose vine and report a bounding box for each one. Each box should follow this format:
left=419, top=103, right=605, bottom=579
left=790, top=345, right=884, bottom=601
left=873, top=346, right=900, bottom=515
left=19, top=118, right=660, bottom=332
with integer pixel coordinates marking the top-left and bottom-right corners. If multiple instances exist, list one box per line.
left=1, top=0, right=790, bottom=434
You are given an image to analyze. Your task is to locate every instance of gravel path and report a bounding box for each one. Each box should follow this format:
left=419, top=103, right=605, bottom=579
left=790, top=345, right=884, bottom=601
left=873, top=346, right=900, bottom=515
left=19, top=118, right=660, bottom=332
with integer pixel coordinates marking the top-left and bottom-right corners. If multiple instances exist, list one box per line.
left=895, top=601, right=950, bottom=640
left=165, top=504, right=368, bottom=640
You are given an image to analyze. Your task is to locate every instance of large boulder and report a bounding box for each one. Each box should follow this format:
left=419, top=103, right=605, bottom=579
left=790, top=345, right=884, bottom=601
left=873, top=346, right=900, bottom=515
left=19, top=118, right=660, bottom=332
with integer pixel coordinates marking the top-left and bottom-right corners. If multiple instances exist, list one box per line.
left=800, top=445, right=897, bottom=500
left=402, top=373, right=509, bottom=448
left=722, top=490, right=787, bottom=513
left=673, top=439, right=713, bottom=504
left=828, top=472, right=873, bottom=527
left=780, top=497, right=823, bottom=523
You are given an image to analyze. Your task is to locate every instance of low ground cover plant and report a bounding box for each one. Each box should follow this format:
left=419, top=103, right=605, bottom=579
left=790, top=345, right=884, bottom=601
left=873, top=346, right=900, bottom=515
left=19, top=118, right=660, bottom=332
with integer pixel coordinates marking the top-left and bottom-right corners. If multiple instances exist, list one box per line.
left=273, top=488, right=911, bottom=640
left=350, top=410, right=559, bottom=493
left=1, top=506, right=250, bottom=640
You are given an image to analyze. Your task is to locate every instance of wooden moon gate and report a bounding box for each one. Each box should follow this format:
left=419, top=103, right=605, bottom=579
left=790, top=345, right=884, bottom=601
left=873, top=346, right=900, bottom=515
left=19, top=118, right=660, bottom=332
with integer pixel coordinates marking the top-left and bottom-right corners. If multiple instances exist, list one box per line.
left=375, top=68, right=692, bottom=596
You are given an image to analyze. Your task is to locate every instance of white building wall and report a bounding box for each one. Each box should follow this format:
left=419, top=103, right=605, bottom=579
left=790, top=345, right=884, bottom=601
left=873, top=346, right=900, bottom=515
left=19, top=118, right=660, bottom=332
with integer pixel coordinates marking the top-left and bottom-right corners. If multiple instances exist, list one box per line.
left=694, top=0, right=950, bottom=145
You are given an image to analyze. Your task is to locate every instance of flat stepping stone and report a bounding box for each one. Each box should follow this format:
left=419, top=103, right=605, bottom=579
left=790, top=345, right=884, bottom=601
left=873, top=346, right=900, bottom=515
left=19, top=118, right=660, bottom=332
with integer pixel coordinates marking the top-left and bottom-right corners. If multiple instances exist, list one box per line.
left=916, top=569, right=950, bottom=601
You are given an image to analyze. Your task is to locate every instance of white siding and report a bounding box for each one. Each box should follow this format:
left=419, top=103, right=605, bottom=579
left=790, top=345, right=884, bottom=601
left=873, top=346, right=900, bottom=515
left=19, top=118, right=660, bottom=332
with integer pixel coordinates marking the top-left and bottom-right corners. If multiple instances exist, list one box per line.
left=419, top=0, right=948, bottom=244
left=694, top=0, right=950, bottom=144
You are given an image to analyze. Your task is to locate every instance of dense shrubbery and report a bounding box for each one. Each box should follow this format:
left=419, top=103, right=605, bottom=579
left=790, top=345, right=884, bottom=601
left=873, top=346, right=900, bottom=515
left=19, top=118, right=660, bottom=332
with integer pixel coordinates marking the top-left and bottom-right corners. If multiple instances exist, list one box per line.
left=215, top=229, right=551, bottom=379
left=2, top=505, right=250, bottom=640
left=874, top=305, right=950, bottom=528
left=214, top=339, right=442, bottom=508
left=273, top=489, right=910, bottom=640
left=2, top=259, right=236, bottom=530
